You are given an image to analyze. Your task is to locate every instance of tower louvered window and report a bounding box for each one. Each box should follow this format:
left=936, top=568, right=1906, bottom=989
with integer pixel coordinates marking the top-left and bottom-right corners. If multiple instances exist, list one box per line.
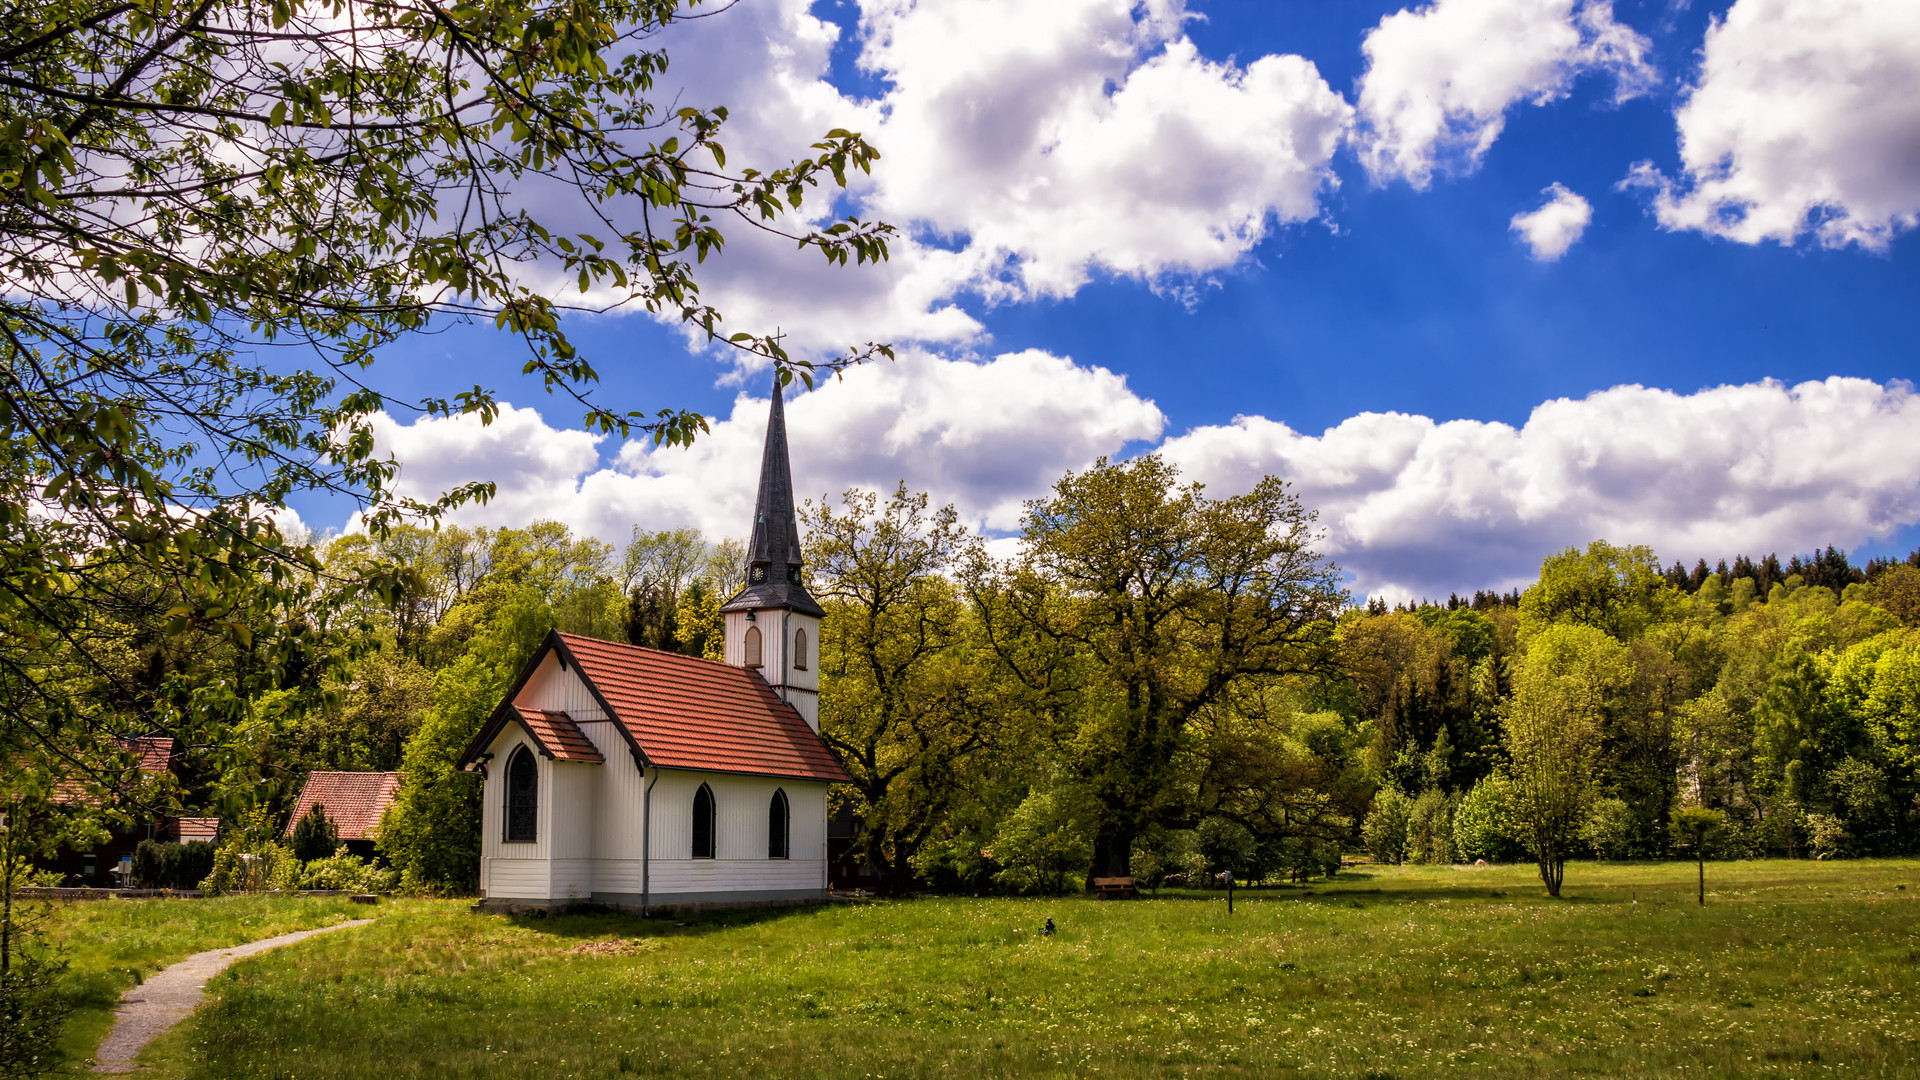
left=744, top=625, right=762, bottom=668
left=505, top=746, right=537, bottom=843
left=693, top=783, right=716, bottom=858
left=769, top=789, right=790, bottom=859
left=793, top=627, right=808, bottom=671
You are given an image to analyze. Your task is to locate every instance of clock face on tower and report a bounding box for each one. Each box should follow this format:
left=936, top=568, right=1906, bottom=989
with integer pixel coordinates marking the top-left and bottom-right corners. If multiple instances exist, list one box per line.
left=749, top=565, right=767, bottom=584
left=788, top=566, right=802, bottom=584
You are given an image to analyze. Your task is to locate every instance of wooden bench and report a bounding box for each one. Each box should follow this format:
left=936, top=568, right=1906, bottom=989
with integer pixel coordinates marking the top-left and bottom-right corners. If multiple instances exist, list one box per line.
left=1091, top=876, right=1136, bottom=899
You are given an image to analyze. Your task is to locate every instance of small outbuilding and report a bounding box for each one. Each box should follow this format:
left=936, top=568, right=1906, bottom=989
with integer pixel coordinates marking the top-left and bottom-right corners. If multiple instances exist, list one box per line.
left=283, top=771, right=403, bottom=860
left=458, top=378, right=851, bottom=913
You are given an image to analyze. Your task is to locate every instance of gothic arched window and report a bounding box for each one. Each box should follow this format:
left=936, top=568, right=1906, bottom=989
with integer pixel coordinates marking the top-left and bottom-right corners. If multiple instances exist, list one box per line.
left=692, top=783, right=716, bottom=859
left=793, top=627, right=808, bottom=671
left=744, top=624, right=762, bottom=668
left=768, top=789, right=790, bottom=859
left=505, top=745, right=537, bottom=843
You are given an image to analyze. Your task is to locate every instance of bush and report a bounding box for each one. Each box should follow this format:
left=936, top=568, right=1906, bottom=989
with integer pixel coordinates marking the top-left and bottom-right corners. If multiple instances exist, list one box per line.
left=297, top=848, right=397, bottom=893
left=1195, top=818, right=1258, bottom=878
left=1825, top=758, right=1894, bottom=855
left=988, top=787, right=1098, bottom=895
left=1807, top=813, right=1850, bottom=860
left=200, top=841, right=297, bottom=895
left=1581, top=798, right=1636, bottom=860
left=1454, top=773, right=1523, bottom=862
left=1406, top=790, right=1457, bottom=865
left=289, top=803, right=339, bottom=863
left=1362, top=788, right=1412, bottom=865
left=132, top=840, right=218, bottom=890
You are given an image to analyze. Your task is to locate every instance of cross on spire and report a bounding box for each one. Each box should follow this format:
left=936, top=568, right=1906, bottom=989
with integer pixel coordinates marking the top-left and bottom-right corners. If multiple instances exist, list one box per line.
left=721, top=374, right=824, bottom=617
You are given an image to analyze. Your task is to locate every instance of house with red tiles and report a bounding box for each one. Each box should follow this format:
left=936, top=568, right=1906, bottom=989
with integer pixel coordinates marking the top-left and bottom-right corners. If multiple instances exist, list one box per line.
left=459, top=379, right=851, bottom=912
left=283, top=771, right=402, bottom=860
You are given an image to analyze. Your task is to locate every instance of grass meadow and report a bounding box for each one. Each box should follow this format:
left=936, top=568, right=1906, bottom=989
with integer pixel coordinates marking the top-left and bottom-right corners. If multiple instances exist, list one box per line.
left=39, top=860, right=1920, bottom=1078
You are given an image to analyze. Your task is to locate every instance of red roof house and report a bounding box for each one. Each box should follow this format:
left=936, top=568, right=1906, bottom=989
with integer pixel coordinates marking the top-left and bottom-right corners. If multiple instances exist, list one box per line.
left=284, top=771, right=403, bottom=843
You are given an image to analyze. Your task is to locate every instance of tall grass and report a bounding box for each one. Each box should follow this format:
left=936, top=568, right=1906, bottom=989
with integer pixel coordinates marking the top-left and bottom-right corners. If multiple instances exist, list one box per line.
left=58, top=860, right=1920, bottom=1078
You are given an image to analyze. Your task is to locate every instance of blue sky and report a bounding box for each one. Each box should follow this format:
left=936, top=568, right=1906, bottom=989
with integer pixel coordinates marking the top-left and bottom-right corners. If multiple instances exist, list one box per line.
left=328, top=0, right=1920, bottom=599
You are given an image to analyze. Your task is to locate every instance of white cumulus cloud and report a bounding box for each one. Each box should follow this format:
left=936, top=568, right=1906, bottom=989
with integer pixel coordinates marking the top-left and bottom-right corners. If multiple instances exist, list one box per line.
left=1159, top=378, right=1920, bottom=601
left=627, top=0, right=1353, bottom=356
left=1627, top=0, right=1920, bottom=249
left=362, top=349, right=1166, bottom=543
left=1510, top=183, right=1593, bottom=259
left=1356, top=0, right=1655, bottom=187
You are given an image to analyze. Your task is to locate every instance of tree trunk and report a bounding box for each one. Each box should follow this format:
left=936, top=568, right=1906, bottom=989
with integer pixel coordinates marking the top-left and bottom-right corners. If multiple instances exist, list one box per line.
left=1085, top=821, right=1136, bottom=891
left=1540, top=854, right=1564, bottom=897
left=1697, top=854, right=1704, bottom=906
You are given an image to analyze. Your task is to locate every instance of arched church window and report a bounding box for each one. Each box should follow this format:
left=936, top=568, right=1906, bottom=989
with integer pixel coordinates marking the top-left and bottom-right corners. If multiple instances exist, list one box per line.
left=744, top=625, right=762, bottom=668
left=768, top=789, right=790, bottom=859
left=505, top=745, right=537, bottom=843
left=793, top=627, right=808, bottom=671
left=693, top=783, right=716, bottom=858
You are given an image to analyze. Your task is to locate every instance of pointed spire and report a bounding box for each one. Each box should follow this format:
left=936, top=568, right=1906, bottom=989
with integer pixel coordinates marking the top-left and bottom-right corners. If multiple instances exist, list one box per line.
left=721, top=374, right=824, bottom=617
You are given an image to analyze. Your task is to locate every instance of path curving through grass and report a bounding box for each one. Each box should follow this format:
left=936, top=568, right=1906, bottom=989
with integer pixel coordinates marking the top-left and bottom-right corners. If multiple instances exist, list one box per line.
left=90, top=919, right=374, bottom=1074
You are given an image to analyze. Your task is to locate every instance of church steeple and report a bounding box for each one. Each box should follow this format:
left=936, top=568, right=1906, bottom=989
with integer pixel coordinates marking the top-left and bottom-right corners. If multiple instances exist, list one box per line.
left=721, top=375, right=824, bottom=618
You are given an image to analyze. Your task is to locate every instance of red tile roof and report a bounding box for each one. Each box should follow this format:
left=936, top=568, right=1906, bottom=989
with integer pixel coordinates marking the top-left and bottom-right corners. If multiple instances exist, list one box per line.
left=556, top=633, right=851, bottom=784
left=514, top=707, right=604, bottom=762
left=283, top=771, right=403, bottom=841
left=170, top=817, right=220, bottom=842
left=131, top=737, right=178, bottom=773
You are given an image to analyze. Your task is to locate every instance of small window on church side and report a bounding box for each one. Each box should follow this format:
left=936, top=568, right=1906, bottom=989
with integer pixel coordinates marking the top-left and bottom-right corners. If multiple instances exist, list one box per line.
left=769, top=789, right=790, bottom=859
left=693, top=783, right=716, bottom=859
left=793, top=627, right=808, bottom=671
left=744, top=624, right=762, bottom=668
left=505, top=745, right=537, bottom=843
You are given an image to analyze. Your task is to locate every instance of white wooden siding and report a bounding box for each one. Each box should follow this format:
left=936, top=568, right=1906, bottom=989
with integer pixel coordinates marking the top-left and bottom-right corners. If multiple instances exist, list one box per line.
left=515, top=652, right=608, bottom=720
left=647, top=772, right=827, bottom=863
left=581, top=720, right=646, bottom=862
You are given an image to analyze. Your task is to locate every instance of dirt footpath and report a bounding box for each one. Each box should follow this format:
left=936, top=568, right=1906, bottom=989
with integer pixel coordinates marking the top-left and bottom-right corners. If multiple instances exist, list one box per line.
left=92, top=919, right=374, bottom=1073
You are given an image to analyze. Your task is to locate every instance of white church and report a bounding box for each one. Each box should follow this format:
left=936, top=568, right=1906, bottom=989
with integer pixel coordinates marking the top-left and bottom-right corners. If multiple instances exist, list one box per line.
left=460, top=379, right=850, bottom=913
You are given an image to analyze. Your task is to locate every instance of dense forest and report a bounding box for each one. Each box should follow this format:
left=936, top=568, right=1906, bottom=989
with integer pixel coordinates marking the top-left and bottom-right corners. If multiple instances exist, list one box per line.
left=18, top=457, right=1920, bottom=897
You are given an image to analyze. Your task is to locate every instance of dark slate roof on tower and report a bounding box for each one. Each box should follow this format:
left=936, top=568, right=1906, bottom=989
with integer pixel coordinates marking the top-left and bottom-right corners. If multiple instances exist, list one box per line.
left=721, top=375, right=825, bottom=617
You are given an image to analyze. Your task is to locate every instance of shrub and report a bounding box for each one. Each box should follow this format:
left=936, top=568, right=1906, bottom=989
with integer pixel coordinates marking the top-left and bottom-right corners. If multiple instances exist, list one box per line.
left=298, top=848, right=398, bottom=893
left=1454, top=773, right=1523, bottom=862
left=1406, top=790, right=1457, bottom=865
left=1581, top=798, right=1636, bottom=860
left=1807, top=813, right=1850, bottom=860
left=289, top=803, right=339, bottom=863
left=1195, top=818, right=1258, bottom=878
left=200, top=841, right=297, bottom=895
left=132, top=840, right=218, bottom=890
left=1361, top=788, right=1412, bottom=865
left=1825, top=758, right=1894, bottom=855
left=988, top=788, right=1097, bottom=895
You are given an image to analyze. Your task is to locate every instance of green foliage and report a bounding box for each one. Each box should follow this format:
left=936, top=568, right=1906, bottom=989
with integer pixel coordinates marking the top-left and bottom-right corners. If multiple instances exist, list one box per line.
left=1453, top=772, right=1522, bottom=862
left=131, top=840, right=217, bottom=891
left=1520, top=541, right=1670, bottom=640
left=290, top=802, right=340, bottom=863
left=1504, top=624, right=1623, bottom=895
left=1580, top=797, right=1636, bottom=860
left=988, top=787, right=1098, bottom=895
left=983, top=455, right=1346, bottom=879
left=807, top=485, right=987, bottom=895
left=1405, top=789, right=1456, bottom=864
left=1806, top=814, right=1850, bottom=860
left=1669, top=805, right=1726, bottom=859
left=298, top=849, right=398, bottom=894
left=1361, top=787, right=1412, bottom=865
left=1, top=814, right=70, bottom=1078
